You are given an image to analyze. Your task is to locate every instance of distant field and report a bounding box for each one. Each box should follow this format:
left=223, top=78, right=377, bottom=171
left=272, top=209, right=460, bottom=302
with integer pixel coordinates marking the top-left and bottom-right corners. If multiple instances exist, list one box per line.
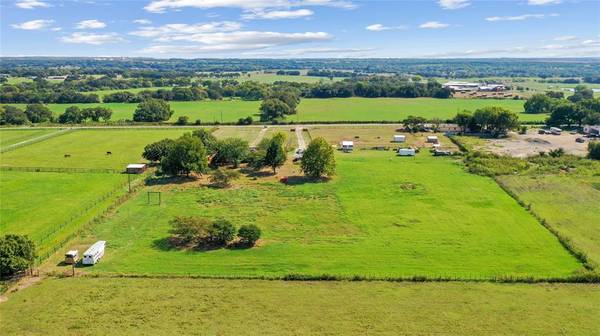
left=76, top=151, right=579, bottom=278
left=0, top=171, right=127, bottom=256
left=499, top=174, right=600, bottom=268
left=236, top=73, right=344, bottom=83
left=2, top=278, right=599, bottom=335
left=85, top=86, right=174, bottom=98
left=6, top=97, right=538, bottom=123
left=0, top=129, right=59, bottom=148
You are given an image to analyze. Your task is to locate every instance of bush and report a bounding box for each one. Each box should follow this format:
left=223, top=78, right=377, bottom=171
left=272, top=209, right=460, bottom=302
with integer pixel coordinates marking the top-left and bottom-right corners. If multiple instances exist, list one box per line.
left=194, top=119, right=202, bottom=125
left=169, top=216, right=210, bottom=245
left=175, top=115, right=189, bottom=125
left=209, top=168, right=241, bottom=188
left=589, top=141, right=600, bottom=160
left=237, top=225, right=261, bottom=247
left=207, top=219, right=236, bottom=246
left=548, top=148, right=565, bottom=158
left=0, top=234, right=37, bottom=277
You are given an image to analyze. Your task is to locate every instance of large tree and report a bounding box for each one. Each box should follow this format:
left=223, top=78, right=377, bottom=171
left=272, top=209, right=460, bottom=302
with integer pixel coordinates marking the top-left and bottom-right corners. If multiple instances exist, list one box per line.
left=524, top=94, right=553, bottom=114
left=58, top=106, right=84, bottom=124
left=82, top=106, right=112, bottom=122
left=263, top=133, right=287, bottom=173
left=402, top=115, right=427, bottom=133
left=191, top=128, right=218, bottom=154
left=301, top=137, right=336, bottom=179
left=133, top=99, right=173, bottom=122
left=160, top=134, right=208, bottom=176
left=25, top=104, right=52, bottom=123
left=259, top=98, right=290, bottom=122
left=0, top=105, right=29, bottom=125
left=143, top=138, right=175, bottom=162
left=0, top=234, right=37, bottom=277
left=211, top=138, right=249, bottom=168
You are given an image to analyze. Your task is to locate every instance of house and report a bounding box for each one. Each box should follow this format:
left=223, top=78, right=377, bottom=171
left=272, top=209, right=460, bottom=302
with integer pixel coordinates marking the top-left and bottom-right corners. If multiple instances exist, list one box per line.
left=397, top=148, right=415, bottom=156
left=82, top=241, right=106, bottom=265
left=340, top=141, right=354, bottom=152
left=393, top=134, right=406, bottom=143
left=126, top=163, right=147, bottom=174
left=426, top=136, right=439, bottom=144
left=583, top=125, right=600, bottom=136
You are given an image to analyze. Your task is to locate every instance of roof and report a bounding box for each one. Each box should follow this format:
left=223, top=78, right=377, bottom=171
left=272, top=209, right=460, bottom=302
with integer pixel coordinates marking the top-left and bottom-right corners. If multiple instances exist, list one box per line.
left=127, top=163, right=147, bottom=169
left=394, top=134, right=406, bottom=137
left=341, top=141, right=354, bottom=146
left=427, top=135, right=438, bottom=139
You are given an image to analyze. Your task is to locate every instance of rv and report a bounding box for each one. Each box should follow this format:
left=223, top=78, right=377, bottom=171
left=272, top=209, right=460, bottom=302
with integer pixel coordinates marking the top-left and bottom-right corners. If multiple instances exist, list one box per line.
left=550, top=127, right=562, bottom=135
left=64, top=250, right=79, bottom=265
left=397, top=148, right=416, bottom=156
left=340, top=141, right=354, bottom=152
left=393, top=135, right=406, bottom=143
left=82, top=241, right=106, bottom=265
left=426, top=136, right=439, bottom=144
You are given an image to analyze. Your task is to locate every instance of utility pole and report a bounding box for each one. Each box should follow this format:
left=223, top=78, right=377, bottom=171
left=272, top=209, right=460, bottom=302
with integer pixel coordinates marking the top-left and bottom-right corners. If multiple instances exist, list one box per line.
left=128, top=173, right=131, bottom=192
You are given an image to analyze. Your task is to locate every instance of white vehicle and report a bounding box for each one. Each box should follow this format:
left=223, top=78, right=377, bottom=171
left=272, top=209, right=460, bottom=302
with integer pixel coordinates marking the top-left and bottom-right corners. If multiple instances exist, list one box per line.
left=426, top=136, right=439, bottom=144
left=293, top=148, right=304, bottom=161
left=397, top=148, right=416, bottom=156
left=550, top=127, right=562, bottom=135
left=340, top=141, right=354, bottom=152
left=393, top=135, right=406, bottom=143
left=82, top=241, right=106, bottom=265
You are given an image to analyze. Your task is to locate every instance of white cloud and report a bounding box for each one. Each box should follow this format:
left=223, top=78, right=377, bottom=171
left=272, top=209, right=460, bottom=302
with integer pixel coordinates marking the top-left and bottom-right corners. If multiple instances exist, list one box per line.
left=438, top=0, right=470, bottom=10
left=76, top=19, right=107, bottom=29
left=144, top=0, right=356, bottom=13
left=15, top=0, right=50, bottom=9
left=129, top=21, right=242, bottom=40
left=485, top=14, right=547, bottom=22
left=554, top=35, right=576, bottom=41
left=365, top=24, right=406, bottom=32
left=528, top=0, right=561, bottom=5
left=60, top=32, right=125, bottom=45
left=242, top=47, right=374, bottom=57
left=134, top=19, right=152, bottom=25
left=242, top=9, right=313, bottom=20
left=421, top=40, right=599, bottom=58
left=11, top=19, right=54, bottom=30
left=419, top=21, right=450, bottom=29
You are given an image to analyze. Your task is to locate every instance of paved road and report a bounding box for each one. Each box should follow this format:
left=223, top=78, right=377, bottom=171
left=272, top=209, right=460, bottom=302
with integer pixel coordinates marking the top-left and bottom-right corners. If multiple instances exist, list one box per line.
left=295, top=126, right=306, bottom=150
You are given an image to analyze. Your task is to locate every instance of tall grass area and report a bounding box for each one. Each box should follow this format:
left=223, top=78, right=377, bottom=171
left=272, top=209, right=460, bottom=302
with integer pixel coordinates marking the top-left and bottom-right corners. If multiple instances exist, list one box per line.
left=1, top=278, right=599, bottom=335
left=80, top=151, right=580, bottom=279
left=0, top=171, right=128, bottom=258
left=6, top=97, right=538, bottom=123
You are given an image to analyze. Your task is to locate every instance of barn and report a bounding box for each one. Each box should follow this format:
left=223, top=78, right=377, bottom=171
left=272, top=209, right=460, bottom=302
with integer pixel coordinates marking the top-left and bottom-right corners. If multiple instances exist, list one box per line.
left=126, top=163, right=147, bottom=174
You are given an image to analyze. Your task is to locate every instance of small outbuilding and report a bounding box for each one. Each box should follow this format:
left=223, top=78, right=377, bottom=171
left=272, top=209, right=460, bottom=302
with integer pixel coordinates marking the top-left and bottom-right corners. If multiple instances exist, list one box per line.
left=426, top=136, right=439, bottom=144
left=393, top=134, right=406, bottom=143
left=126, top=163, right=147, bottom=174
left=340, top=141, right=354, bottom=152
left=64, top=250, right=79, bottom=265
left=583, top=125, right=600, bottom=136
left=397, top=148, right=416, bottom=156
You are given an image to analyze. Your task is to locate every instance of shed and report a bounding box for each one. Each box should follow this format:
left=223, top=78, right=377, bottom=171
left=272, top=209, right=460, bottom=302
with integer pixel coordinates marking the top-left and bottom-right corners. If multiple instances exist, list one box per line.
left=397, top=148, right=416, bottom=156
left=340, top=141, right=354, bottom=152
left=126, top=163, right=147, bottom=174
left=393, top=134, right=406, bottom=143
left=426, top=136, right=439, bottom=143
left=64, top=250, right=79, bottom=265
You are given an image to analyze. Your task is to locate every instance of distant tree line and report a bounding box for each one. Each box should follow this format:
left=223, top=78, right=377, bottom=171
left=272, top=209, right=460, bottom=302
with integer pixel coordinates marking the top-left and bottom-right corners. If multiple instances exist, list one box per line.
left=523, top=86, right=600, bottom=127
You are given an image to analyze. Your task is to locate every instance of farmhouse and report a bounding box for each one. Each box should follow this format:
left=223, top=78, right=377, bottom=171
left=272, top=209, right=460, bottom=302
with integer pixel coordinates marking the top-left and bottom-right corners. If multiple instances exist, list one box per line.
left=126, top=163, right=147, bottom=174
left=340, top=141, right=354, bottom=152
left=393, top=134, right=406, bottom=143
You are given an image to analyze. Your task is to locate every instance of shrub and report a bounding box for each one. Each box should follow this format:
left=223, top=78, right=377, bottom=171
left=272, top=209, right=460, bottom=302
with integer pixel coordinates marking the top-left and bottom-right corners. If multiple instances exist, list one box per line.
left=589, top=141, right=600, bottom=160
left=0, top=234, right=37, bottom=277
left=207, top=219, right=236, bottom=246
left=194, top=119, right=202, bottom=125
left=175, top=115, right=189, bottom=125
left=548, top=148, right=565, bottom=158
left=237, top=225, right=261, bottom=247
left=133, top=99, right=173, bottom=122
left=169, top=216, right=210, bottom=245
left=301, top=137, right=336, bottom=179
left=209, top=168, right=241, bottom=188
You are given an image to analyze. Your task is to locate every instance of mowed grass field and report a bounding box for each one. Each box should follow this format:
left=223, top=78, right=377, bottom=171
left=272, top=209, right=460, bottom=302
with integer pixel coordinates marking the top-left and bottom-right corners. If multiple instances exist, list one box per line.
left=0, top=129, right=60, bottom=148
left=2, top=278, right=599, bottom=335
left=498, top=174, right=600, bottom=268
left=77, top=151, right=580, bottom=278
left=7, top=97, right=538, bottom=123
left=0, top=171, right=128, bottom=256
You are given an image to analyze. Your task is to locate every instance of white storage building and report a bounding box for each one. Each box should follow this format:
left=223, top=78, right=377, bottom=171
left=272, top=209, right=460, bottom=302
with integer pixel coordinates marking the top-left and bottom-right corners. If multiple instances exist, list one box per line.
left=340, top=141, right=354, bottom=152
left=393, top=135, right=406, bottom=143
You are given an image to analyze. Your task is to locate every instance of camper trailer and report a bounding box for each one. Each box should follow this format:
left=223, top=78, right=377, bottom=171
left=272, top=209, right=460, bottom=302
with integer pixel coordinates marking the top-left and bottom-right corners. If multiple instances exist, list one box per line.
left=397, top=148, right=416, bottom=156
left=340, top=141, right=354, bottom=152
left=426, top=136, right=439, bottom=144
left=550, top=127, right=562, bottom=135
left=82, top=241, right=106, bottom=265
left=64, top=250, right=79, bottom=265
left=393, top=135, right=406, bottom=143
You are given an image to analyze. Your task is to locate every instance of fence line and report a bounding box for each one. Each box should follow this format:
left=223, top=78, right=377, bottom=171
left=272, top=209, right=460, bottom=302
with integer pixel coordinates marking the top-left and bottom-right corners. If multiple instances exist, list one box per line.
left=0, top=166, right=122, bottom=174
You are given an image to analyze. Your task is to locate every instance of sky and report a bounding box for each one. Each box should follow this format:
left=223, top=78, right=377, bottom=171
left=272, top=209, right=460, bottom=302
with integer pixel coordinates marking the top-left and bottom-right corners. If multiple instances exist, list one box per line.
left=1, top=0, right=599, bottom=58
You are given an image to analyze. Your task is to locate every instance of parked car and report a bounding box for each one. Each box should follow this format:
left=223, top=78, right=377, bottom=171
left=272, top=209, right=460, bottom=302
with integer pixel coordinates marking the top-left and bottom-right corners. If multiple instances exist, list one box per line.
left=538, top=129, right=548, bottom=135
left=293, top=148, right=304, bottom=162
left=576, top=137, right=585, bottom=143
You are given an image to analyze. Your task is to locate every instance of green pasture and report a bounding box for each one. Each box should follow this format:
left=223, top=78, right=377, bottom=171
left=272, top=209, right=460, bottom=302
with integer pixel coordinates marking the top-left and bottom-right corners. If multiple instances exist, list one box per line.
left=499, top=174, right=600, bottom=268
left=0, top=171, right=128, bottom=255
left=83, top=151, right=579, bottom=278
left=236, top=73, right=343, bottom=83
left=0, top=129, right=60, bottom=148
left=86, top=86, right=174, bottom=98
left=2, top=278, right=599, bottom=335
left=7, top=97, right=539, bottom=123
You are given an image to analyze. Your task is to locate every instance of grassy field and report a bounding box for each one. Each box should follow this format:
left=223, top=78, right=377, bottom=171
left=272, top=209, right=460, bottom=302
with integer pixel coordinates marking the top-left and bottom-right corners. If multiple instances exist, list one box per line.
left=498, top=174, right=600, bottom=268
left=0, top=171, right=128, bottom=255
left=6, top=97, right=539, bottom=123
left=69, top=151, right=581, bottom=278
left=2, top=278, right=599, bottom=335
left=0, top=129, right=60, bottom=148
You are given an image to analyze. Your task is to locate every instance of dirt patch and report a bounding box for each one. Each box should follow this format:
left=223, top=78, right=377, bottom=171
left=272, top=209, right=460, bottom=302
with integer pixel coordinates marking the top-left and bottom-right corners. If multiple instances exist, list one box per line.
left=0, top=275, right=44, bottom=304
left=482, top=130, right=588, bottom=158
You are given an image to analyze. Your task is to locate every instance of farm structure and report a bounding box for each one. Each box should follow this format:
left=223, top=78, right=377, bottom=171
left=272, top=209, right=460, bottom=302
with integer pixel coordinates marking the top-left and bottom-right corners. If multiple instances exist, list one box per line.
left=393, top=135, right=406, bottom=143
left=82, top=241, right=106, bottom=265
left=340, top=141, right=354, bottom=152
left=427, top=136, right=439, bottom=144
left=442, top=81, right=505, bottom=92
left=126, top=163, right=147, bottom=174
left=583, top=125, right=600, bottom=136
left=397, top=148, right=416, bottom=156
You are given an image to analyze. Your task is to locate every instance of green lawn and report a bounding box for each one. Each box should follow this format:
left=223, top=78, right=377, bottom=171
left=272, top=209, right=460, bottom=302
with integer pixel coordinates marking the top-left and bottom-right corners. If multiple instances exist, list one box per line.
left=498, top=174, right=600, bottom=268
left=80, top=151, right=580, bottom=278
left=6, top=97, right=537, bottom=123
left=0, top=171, right=128, bottom=256
left=2, top=278, right=599, bottom=335
left=0, top=129, right=60, bottom=148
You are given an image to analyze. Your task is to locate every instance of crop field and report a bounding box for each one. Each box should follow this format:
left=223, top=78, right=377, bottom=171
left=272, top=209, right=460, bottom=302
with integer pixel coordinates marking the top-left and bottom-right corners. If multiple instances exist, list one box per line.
left=2, top=278, right=599, bottom=335
left=498, top=174, right=600, bottom=268
left=6, top=97, right=539, bottom=123
left=0, top=129, right=60, bottom=148
left=0, top=171, right=128, bottom=256
left=67, top=151, right=582, bottom=278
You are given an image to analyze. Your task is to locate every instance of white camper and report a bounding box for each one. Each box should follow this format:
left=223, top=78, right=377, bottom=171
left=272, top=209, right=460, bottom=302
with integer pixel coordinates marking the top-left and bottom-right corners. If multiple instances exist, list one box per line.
left=393, top=134, right=406, bottom=143
left=550, top=127, right=562, bottom=135
left=426, top=136, right=439, bottom=143
left=340, top=141, right=354, bottom=152
left=397, top=148, right=416, bottom=156
left=82, top=241, right=106, bottom=265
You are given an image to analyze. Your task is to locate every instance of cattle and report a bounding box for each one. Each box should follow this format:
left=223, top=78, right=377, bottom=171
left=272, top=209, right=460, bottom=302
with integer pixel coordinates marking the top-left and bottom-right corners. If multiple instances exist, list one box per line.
left=64, top=154, right=71, bottom=158
left=106, top=151, right=112, bottom=155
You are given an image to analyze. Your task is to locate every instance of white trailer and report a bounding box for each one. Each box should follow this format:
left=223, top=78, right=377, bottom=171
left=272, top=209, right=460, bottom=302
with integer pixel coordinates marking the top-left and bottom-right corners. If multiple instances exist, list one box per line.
left=397, top=148, right=416, bottom=156
left=393, top=134, right=406, bottom=143
left=340, top=141, right=354, bottom=152
left=426, top=136, right=439, bottom=143
left=82, top=241, right=106, bottom=265
left=550, top=127, right=562, bottom=135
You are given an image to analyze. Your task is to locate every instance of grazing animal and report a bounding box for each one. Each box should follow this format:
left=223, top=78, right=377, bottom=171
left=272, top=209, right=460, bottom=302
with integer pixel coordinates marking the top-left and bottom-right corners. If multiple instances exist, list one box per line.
left=106, top=151, right=112, bottom=155
left=64, top=154, right=71, bottom=158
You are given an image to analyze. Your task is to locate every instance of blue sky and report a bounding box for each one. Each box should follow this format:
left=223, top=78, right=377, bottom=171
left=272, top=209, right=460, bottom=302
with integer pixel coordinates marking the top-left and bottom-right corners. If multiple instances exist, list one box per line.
left=1, top=0, right=599, bottom=58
